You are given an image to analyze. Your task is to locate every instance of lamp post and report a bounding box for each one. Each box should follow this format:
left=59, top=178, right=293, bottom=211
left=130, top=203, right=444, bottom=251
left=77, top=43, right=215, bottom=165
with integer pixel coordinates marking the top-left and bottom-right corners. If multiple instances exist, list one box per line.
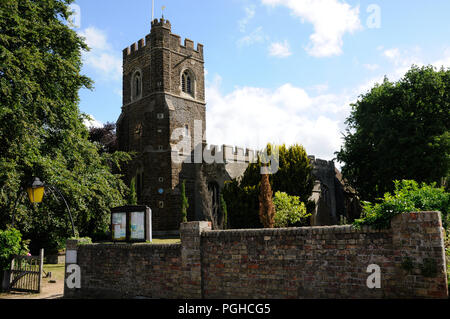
left=12, top=177, right=76, bottom=237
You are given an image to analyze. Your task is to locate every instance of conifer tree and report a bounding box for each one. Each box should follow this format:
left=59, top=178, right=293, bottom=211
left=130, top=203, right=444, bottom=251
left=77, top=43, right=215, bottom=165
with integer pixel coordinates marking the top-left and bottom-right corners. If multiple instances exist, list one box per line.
left=181, top=180, right=189, bottom=223
left=128, top=177, right=138, bottom=205
left=220, top=194, right=228, bottom=230
left=259, top=173, right=276, bottom=228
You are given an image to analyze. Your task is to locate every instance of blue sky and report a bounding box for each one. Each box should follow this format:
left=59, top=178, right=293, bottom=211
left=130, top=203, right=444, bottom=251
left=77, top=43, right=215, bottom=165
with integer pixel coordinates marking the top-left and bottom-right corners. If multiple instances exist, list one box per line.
left=73, top=0, right=450, bottom=161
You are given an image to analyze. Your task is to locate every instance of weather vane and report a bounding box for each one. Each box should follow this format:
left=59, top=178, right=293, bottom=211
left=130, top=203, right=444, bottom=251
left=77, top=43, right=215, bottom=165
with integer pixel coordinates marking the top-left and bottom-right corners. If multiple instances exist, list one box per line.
left=162, top=5, right=166, bottom=19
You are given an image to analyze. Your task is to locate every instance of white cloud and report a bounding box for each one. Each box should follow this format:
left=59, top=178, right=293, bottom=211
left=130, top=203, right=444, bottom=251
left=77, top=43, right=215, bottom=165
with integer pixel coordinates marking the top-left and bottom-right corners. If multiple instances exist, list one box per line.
left=380, top=47, right=425, bottom=81
left=348, top=47, right=450, bottom=109
left=205, top=76, right=351, bottom=161
left=239, top=6, right=256, bottom=32
left=83, top=115, right=103, bottom=129
left=262, top=0, right=362, bottom=57
left=382, top=48, right=400, bottom=61
left=268, top=40, right=292, bottom=58
left=432, top=48, right=450, bottom=70
left=363, top=63, right=379, bottom=71
left=237, top=26, right=266, bottom=46
left=78, top=27, right=122, bottom=81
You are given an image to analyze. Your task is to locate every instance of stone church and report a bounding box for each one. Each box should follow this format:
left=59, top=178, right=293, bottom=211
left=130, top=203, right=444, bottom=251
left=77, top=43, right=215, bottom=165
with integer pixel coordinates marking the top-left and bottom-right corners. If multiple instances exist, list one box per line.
left=116, top=18, right=360, bottom=235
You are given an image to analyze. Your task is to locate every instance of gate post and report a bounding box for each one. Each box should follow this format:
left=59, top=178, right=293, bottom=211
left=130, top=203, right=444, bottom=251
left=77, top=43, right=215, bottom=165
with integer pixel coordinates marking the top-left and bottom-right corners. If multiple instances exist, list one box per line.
left=1, top=270, right=11, bottom=292
left=64, top=239, right=79, bottom=298
left=180, top=221, right=211, bottom=298
left=38, top=249, right=44, bottom=293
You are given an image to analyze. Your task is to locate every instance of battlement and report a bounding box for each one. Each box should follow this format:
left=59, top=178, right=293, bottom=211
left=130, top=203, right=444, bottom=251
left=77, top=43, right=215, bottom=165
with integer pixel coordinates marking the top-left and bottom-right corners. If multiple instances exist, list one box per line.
left=123, top=19, right=203, bottom=61
left=123, top=36, right=149, bottom=58
left=170, top=34, right=204, bottom=59
left=308, top=156, right=335, bottom=169
left=203, top=144, right=260, bottom=164
left=151, top=18, right=172, bottom=29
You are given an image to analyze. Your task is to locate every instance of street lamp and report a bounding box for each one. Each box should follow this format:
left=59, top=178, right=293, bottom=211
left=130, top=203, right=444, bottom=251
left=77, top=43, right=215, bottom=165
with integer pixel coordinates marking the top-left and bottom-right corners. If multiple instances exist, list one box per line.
left=12, top=177, right=76, bottom=237
left=26, top=177, right=45, bottom=204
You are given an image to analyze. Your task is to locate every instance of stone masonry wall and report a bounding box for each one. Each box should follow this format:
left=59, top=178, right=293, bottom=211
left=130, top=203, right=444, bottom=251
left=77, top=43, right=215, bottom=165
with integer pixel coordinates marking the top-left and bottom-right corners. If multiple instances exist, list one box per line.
left=64, top=213, right=448, bottom=299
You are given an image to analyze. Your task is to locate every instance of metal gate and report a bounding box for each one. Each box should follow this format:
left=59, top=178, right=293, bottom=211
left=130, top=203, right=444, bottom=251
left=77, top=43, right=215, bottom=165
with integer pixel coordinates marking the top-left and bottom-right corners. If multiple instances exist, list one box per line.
left=8, top=249, right=44, bottom=293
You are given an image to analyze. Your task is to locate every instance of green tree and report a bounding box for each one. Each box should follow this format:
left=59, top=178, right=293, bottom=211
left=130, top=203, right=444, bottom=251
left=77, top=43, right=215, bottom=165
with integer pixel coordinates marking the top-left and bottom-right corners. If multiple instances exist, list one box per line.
left=336, top=66, right=450, bottom=202
left=0, top=228, right=29, bottom=271
left=0, top=0, right=130, bottom=253
left=220, top=194, right=228, bottom=230
left=181, top=180, right=189, bottom=223
left=223, top=144, right=314, bottom=229
left=127, top=177, right=138, bottom=205
left=273, top=192, right=311, bottom=228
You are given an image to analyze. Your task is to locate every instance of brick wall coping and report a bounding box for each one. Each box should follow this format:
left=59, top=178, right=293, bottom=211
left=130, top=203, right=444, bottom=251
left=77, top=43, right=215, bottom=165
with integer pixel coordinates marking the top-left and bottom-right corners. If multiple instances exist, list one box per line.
left=201, top=225, right=391, bottom=238
left=201, top=211, right=443, bottom=239
left=76, top=243, right=181, bottom=251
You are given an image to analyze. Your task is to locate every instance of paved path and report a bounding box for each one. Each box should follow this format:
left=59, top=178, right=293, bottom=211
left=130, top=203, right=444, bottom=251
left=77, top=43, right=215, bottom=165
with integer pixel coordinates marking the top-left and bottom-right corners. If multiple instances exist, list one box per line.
left=0, top=278, right=64, bottom=299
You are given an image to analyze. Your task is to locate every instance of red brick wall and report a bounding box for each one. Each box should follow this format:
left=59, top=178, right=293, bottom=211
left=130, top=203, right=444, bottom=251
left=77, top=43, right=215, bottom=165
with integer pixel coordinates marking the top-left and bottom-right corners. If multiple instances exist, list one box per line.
left=65, top=213, right=448, bottom=299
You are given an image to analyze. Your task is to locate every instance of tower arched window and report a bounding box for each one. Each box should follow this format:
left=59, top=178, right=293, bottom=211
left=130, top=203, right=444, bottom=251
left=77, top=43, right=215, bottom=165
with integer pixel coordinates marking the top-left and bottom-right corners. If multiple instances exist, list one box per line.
left=181, top=70, right=194, bottom=96
left=132, top=71, right=142, bottom=101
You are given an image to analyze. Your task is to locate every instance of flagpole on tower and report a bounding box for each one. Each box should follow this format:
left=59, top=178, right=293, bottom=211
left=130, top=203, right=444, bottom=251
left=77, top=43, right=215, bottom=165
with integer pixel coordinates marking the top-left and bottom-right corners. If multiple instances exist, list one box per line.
left=152, top=0, right=154, bottom=21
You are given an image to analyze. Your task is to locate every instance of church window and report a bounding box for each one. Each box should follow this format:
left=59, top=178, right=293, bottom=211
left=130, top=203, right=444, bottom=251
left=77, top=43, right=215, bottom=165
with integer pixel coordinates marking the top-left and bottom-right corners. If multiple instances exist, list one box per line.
left=181, top=70, right=194, bottom=96
left=184, top=124, right=189, bottom=137
left=132, top=71, right=142, bottom=101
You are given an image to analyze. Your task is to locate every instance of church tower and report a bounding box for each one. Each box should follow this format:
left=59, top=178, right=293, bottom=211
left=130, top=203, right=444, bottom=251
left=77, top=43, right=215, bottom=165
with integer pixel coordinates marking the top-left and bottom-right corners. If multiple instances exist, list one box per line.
left=117, top=18, right=206, bottom=234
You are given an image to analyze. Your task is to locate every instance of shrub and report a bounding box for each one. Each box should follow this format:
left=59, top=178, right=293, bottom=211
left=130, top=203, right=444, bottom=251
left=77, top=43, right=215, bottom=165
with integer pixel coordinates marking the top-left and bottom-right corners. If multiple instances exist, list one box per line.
left=354, top=180, right=449, bottom=230
left=273, top=192, right=311, bottom=228
left=220, top=194, right=228, bottom=230
left=69, top=236, right=92, bottom=245
left=223, top=181, right=261, bottom=229
left=0, top=228, right=29, bottom=271
left=223, top=143, right=315, bottom=229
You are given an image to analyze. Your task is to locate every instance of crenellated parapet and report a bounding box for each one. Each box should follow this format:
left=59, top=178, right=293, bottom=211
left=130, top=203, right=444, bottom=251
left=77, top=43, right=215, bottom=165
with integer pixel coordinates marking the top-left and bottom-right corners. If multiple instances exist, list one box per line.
left=151, top=18, right=172, bottom=29
left=308, top=156, right=335, bottom=170
left=122, top=18, right=204, bottom=61
left=123, top=37, right=148, bottom=59
left=202, top=144, right=260, bottom=164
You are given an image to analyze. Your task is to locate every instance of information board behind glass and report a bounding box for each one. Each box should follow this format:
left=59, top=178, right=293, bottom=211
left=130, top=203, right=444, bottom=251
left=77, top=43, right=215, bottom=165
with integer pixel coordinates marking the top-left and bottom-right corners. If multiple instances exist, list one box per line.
left=130, top=212, right=145, bottom=240
left=112, top=212, right=127, bottom=241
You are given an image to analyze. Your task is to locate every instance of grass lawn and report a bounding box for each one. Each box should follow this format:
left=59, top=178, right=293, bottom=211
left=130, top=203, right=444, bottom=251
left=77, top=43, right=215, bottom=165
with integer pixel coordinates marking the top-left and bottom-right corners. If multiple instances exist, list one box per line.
left=150, top=238, right=180, bottom=244
left=42, top=264, right=65, bottom=282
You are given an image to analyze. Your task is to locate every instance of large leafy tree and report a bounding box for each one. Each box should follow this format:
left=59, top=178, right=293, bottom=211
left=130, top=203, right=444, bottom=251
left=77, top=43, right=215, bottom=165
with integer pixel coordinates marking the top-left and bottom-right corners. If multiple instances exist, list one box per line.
left=336, top=66, right=450, bottom=202
left=88, top=122, right=118, bottom=154
left=223, top=144, right=314, bottom=229
left=0, top=0, right=130, bottom=253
